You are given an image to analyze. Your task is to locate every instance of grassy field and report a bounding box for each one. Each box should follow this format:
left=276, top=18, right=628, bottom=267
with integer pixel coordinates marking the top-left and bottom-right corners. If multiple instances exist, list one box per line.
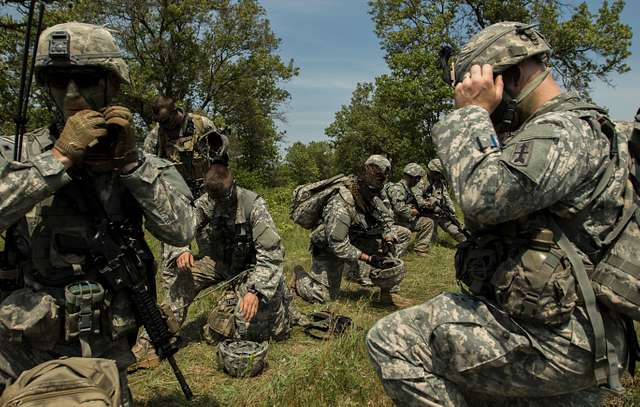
left=128, top=186, right=639, bottom=406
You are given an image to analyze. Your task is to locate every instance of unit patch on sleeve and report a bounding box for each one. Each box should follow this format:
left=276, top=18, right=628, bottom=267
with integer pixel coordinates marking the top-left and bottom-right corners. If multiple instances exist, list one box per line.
left=510, top=141, right=532, bottom=166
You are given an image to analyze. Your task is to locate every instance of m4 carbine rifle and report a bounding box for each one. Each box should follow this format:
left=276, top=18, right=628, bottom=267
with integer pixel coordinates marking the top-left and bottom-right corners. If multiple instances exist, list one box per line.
left=80, top=179, right=193, bottom=401
left=418, top=193, right=471, bottom=239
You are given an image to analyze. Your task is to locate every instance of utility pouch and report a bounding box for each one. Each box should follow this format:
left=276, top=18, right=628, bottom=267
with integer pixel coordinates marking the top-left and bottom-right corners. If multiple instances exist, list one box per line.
left=203, top=291, right=238, bottom=343
left=490, top=229, right=578, bottom=325
left=0, top=288, right=60, bottom=350
left=64, top=281, right=104, bottom=356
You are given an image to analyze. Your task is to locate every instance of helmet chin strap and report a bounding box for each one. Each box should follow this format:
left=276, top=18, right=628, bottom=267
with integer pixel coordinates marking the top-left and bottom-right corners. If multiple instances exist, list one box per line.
left=500, top=67, right=551, bottom=131
left=514, top=67, right=551, bottom=106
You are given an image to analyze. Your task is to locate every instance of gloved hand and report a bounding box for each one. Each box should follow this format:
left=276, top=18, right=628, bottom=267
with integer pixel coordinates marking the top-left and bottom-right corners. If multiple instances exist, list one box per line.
left=102, top=106, right=138, bottom=169
left=368, top=254, right=385, bottom=269
left=54, top=109, right=108, bottom=163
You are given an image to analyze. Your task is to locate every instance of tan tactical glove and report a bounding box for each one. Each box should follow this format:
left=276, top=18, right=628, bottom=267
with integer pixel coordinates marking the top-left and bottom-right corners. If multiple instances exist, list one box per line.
left=54, top=110, right=108, bottom=163
left=102, top=105, right=138, bottom=170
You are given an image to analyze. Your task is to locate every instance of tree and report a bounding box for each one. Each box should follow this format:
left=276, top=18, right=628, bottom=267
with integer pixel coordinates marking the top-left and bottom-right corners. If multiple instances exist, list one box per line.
left=0, top=0, right=298, bottom=183
left=282, top=141, right=338, bottom=185
left=327, top=0, right=632, bottom=174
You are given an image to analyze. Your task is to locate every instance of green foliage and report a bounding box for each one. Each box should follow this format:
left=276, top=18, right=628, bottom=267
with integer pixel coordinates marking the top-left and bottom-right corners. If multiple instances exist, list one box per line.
left=282, top=141, right=338, bottom=185
left=327, top=0, right=632, bottom=177
left=0, top=0, right=297, bottom=180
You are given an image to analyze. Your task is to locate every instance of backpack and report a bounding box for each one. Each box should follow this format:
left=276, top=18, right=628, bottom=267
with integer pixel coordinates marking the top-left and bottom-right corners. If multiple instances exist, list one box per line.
left=289, top=174, right=349, bottom=229
left=0, top=357, right=121, bottom=407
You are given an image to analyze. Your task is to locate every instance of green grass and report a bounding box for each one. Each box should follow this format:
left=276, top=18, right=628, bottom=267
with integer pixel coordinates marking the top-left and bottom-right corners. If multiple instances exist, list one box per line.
left=94, top=186, right=640, bottom=406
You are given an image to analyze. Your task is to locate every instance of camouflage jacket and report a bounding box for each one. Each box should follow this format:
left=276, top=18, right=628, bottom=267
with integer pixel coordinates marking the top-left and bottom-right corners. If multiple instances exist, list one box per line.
left=383, top=180, right=416, bottom=224
left=414, top=178, right=456, bottom=216
left=311, top=178, right=395, bottom=261
left=432, top=92, right=627, bottom=258
left=143, top=112, right=216, bottom=193
left=167, top=186, right=284, bottom=301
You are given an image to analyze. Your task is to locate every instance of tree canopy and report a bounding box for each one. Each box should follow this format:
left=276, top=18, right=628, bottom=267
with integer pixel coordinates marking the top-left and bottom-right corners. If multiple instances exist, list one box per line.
left=327, top=0, right=632, bottom=177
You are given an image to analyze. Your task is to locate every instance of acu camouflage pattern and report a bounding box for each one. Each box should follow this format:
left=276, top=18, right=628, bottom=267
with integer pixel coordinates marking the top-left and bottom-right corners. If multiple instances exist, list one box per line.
left=383, top=179, right=433, bottom=255
left=158, top=186, right=292, bottom=341
left=143, top=112, right=217, bottom=194
left=0, top=125, right=196, bottom=403
left=365, top=154, right=392, bottom=173
left=367, top=91, right=631, bottom=405
left=453, top=21, right=551, bottom=83
left=295, top=178, right=410, bottom=303
left=216, top=340, right=268, bottom=378
left=35, top=22, right=131, bottom=84
left=414, top=174, right=465, bottom=243
left=403, top=162, right=426, bottom=178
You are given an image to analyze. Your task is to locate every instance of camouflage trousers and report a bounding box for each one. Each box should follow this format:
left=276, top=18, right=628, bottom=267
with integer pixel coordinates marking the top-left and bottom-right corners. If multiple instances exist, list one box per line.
left=430, top=215, right=466, bottom=243
left=398, top=216, right=435, bottom=255
left=159, top=254, right=291, bottom=342
left=0, top=335, right=134, bottom=406
left=296, top=225, right=411, bottom=304
left=366, top=292, right=628, bottom=406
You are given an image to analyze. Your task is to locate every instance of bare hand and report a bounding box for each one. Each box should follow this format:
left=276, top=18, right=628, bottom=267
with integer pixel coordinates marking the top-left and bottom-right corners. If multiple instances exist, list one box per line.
left=454, top=64, right=504, bottom=113
left=176, top=251, right=194, bottom=272
left=411, top=208, right=420, bottom=218
left=239, top=292, right=259, bottom=322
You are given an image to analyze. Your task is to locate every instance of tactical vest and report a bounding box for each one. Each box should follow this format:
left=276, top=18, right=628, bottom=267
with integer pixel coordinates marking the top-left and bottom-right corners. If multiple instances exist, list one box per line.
left=158, top=114, right=209, bottom=192
left=205, top=188, right=259, bottom=278
left=456, top=95, right=638, bottom=392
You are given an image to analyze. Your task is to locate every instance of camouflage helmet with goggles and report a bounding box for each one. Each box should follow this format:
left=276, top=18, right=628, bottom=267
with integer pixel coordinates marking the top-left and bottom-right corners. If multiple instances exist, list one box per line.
left=453, top=22, right=551, bottom=85
left=403, top=163, right=425, bottom=178
left=427, top=158, right=444, bottom=174
left=35, top=22, right=130, bottom=84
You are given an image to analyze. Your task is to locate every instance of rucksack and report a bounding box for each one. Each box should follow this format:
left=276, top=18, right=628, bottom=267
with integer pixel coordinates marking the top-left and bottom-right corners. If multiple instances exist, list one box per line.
left=289, top=174, right=349, bottom=229
left=0, top=357, right=121, bottom=407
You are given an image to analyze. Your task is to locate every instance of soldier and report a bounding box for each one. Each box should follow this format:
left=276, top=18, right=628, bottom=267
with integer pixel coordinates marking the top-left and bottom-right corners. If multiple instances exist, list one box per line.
left=414, top=158, right=466, bottom=244
left=294, top=155, right=410, bottom=303
left=367, top=22, right=632, bottom=405
left=0, top=23, right=196, bottom=405
left=132, top=163, right=297, bottom=369
left=383, top=162, right=434, bottom=256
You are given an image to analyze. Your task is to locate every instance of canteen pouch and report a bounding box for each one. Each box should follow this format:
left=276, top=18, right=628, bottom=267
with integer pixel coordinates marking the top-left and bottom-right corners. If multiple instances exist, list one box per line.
left=0, top=288, right=60, bottom=350
left=490, top=229, right=578, bottom=325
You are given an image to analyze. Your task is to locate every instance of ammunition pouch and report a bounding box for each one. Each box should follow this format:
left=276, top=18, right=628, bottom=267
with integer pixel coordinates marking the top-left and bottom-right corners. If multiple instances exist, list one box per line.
left=64, top=280, right=105, bottom=357
left=203, top=291, right=238, bottom=343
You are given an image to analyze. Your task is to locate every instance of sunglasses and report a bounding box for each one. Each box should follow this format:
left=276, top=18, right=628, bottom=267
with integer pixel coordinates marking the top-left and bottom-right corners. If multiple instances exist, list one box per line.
left=44, top=70, right=106, bottom=89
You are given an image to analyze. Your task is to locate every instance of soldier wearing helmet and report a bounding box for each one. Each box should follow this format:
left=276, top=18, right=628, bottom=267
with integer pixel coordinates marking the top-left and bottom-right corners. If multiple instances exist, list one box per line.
left=382, top=162, right=434, bottom=256
left=294, top=155, right=410, bottom=304
left=368, top=21, right=633, bottom=404
left=0, top=22, right=197, bottom=405
left=412, top=158, right=466, bottom=244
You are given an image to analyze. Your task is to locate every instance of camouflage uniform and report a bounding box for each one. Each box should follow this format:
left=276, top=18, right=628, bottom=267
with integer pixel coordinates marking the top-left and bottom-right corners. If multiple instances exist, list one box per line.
left=414, top=169, right=466, bottom=243
left=367, top=22, right=630, bottom=406
left=143, top=111, right=217, bottom=313
left=296, top=175, right=411, bottom=304
left=383, top=178, right=433, bottom=255
left=161, top=186, right=292, bottom=341
left=0, top=23, right=196, bottom=405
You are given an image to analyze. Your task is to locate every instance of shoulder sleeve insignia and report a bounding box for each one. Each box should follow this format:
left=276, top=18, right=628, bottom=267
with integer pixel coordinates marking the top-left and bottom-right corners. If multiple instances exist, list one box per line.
left=510, top=141, right=533, bottom=166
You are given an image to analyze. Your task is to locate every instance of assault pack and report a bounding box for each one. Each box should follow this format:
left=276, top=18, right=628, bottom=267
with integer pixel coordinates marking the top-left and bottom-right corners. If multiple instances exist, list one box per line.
left=289, top=174, right=349, bottom=229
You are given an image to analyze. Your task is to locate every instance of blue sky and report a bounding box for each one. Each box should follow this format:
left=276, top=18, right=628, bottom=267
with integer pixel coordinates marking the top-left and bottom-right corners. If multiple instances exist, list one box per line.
left=261, top=0, right=640, bottom=146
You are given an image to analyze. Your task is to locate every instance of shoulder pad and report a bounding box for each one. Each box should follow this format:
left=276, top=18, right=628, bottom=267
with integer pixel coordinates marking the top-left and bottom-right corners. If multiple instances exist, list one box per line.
left=337, top=185, right=355, bottom=206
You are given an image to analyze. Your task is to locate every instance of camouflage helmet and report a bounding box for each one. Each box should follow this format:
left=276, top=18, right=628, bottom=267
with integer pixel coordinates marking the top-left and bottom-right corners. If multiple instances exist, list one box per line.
left=427, top=158, right=444, bottom=174
left=216, top=340, right=268, bottom=378
left=403, top=163, right=426, bottom=178
left=35, top=22, right=130, bottom=84
left=369, top=258, right=405, bottom=289
left=364, top=154, right=391, bottom=174
left=454, top=22, right=551, bottom=85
